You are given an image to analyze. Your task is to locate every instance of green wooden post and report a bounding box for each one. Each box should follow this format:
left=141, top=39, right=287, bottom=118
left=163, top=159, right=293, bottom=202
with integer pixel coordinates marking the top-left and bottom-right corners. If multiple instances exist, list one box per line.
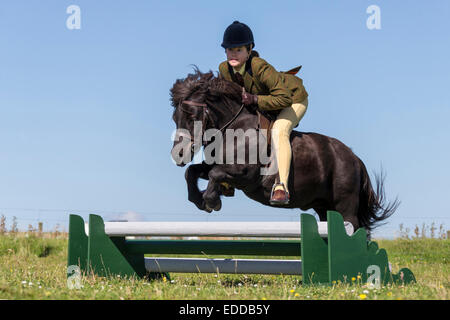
left=67, top=215, right=88, bottom=273
left=326, top=211, right=416, bottom=285
left=87, top=214, right=146, bottom=278
left=327, top=211, right=371, bottom=284
left=301, top=213, right=330, bottom=285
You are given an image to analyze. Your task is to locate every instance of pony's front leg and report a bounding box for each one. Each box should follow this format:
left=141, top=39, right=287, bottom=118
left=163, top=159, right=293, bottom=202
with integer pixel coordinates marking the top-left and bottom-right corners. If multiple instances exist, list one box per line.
left=203, top=181, right=222, bottom=211
left=185, top=163, right=212, bottom=212
left=202, top=167, right=234, bottom=212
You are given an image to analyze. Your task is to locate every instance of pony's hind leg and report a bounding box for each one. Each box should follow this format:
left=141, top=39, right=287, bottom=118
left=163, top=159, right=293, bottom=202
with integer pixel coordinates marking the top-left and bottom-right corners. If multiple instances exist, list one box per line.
left=334, top=194, right=360, bottom=231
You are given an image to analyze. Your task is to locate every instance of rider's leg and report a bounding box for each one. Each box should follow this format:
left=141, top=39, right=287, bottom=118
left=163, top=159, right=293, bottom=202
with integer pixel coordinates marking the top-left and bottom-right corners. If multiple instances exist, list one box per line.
left=271, top=98, right=308, bottom=195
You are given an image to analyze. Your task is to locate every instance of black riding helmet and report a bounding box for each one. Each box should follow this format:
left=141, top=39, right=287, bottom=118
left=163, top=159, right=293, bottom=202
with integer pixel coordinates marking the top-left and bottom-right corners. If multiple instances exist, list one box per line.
left=221, top=21, right=255, bottom=49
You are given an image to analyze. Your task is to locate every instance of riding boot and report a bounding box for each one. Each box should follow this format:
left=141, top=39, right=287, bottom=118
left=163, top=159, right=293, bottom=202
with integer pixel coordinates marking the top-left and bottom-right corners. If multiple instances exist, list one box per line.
left=270, top=183, right=290, bottom=205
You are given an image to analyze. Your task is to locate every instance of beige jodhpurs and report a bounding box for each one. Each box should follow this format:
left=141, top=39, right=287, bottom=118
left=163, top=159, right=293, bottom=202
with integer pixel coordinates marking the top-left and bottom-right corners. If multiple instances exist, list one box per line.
left=271, top=97, right=308, bottom=192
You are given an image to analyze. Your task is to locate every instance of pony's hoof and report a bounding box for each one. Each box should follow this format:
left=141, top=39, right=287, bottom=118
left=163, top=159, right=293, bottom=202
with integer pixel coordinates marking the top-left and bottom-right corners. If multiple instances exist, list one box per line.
left=205, top=201, right=221, bottom=212
left=212, top=202, right=222, bottom=211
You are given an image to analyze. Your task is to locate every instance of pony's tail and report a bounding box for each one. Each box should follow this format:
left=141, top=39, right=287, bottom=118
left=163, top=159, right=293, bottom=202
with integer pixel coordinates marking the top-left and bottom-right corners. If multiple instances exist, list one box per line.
left=357, top=160, right=400, bottom=233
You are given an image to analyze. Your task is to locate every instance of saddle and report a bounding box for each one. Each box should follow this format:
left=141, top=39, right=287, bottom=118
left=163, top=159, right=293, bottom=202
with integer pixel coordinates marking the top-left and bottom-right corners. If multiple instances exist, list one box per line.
left=283, top=65, right=302, bottom=75
left=257, top=110, right=277, bottom=151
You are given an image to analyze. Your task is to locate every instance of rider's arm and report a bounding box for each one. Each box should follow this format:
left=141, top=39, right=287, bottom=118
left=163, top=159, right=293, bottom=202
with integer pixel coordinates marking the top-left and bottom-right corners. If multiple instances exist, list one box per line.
left=252, top=58, right=292, bottom=111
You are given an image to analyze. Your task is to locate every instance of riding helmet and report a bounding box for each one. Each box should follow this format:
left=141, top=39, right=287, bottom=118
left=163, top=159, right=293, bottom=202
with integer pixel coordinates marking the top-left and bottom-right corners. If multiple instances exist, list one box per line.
left=221, top=21, right=255, bottom=49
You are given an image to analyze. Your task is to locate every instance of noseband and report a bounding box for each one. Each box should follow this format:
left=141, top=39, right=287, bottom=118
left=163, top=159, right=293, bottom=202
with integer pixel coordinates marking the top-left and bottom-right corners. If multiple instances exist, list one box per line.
left=178, top=99, right=246, bottom=151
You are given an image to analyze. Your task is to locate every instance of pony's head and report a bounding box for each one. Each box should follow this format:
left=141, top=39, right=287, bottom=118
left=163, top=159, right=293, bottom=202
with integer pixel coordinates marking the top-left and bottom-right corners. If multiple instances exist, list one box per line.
left=170, top=67, right=242, bottom=166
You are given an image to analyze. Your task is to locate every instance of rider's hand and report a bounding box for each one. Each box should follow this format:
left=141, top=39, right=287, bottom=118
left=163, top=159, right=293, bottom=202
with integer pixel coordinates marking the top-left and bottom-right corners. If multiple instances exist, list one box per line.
left=241, top=88, right=258, bottom=108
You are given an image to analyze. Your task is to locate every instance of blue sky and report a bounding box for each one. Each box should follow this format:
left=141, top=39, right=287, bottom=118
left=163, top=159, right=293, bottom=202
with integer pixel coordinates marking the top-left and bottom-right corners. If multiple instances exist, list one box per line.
left=0, top=1, right=449, bottom=238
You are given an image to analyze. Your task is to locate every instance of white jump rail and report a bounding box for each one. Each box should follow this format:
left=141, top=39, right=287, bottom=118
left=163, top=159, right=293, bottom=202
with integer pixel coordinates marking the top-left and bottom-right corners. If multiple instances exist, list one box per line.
left=85, top=220, right=354, bottom=238
left=145, top=257, right=302, bottom=275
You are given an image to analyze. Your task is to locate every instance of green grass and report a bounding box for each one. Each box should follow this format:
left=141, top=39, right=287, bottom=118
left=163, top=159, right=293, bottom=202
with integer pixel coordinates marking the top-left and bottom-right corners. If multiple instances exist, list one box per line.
left=0, top=234, right=448, bottom=300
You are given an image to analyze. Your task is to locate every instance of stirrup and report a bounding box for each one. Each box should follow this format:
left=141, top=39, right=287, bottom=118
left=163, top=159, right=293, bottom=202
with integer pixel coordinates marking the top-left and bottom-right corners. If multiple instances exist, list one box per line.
left=270, top=182, right=289, bottom=205
left=270, top=182, right=287, bottom=194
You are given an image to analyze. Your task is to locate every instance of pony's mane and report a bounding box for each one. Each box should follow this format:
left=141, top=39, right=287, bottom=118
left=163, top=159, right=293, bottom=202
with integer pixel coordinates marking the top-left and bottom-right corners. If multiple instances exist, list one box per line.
left=170, top=66, right=242, bottom=108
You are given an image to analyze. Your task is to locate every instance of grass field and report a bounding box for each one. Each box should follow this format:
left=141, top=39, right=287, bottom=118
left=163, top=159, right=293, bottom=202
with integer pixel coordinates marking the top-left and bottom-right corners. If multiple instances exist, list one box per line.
left=0, top=233, right=448, bottom=300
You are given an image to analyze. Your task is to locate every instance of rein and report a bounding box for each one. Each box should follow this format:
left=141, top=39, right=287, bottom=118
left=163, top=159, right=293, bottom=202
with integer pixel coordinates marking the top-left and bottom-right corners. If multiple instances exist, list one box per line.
left=216, top=103, right=246, bottom=133
left=179, top=99, right=246, bottom=148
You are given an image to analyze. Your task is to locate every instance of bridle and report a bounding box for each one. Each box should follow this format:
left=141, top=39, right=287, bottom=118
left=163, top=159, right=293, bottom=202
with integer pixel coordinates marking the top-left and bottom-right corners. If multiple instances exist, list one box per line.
left=177, top=99, right=246, bottom=152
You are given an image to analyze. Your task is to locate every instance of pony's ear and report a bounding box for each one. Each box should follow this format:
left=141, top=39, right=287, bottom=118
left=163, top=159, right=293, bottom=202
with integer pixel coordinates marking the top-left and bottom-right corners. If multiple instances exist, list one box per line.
left=207, top=84, right=218, bottom=97
left=206, top=88, right=220, bottom=102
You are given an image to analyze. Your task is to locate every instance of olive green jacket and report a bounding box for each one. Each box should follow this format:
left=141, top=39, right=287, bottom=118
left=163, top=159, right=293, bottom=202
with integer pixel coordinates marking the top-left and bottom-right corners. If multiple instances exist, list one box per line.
left=218, top=56, right=308, bottom=111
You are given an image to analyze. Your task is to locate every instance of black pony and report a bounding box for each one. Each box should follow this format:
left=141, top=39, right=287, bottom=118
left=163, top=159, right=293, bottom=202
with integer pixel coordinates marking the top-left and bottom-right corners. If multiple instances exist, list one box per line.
left=170, top=68, right=398, bottom=234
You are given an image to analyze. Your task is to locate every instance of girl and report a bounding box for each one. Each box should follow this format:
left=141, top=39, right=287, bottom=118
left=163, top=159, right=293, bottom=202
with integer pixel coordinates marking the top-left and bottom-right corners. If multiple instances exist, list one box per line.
left=218, top=21, right=309, bottom=205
